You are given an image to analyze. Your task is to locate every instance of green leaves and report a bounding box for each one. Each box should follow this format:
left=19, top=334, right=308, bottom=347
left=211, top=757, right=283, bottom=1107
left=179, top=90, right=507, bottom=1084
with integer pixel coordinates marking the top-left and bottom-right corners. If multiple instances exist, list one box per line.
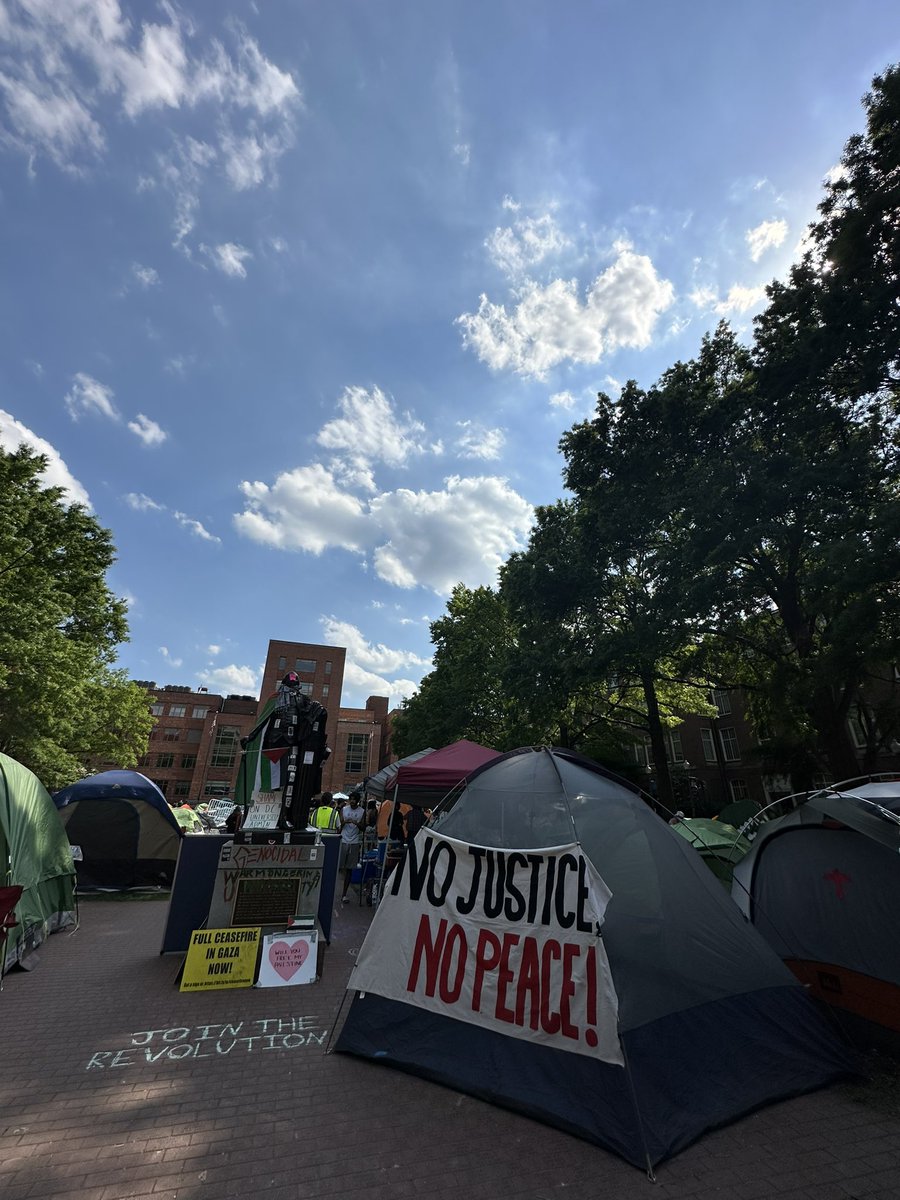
left=0, top=446, right=153, bottom=790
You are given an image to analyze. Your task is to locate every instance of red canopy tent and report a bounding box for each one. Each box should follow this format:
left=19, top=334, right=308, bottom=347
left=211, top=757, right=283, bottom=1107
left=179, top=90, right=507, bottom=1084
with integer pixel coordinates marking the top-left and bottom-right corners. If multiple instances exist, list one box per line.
left=389, top=739, right=500, bottom=808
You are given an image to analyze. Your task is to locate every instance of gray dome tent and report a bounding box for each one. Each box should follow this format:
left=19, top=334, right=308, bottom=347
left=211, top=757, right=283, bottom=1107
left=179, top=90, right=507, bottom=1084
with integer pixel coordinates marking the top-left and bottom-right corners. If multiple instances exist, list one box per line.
left=336, top=747, right=854, bottom=1170
left=732, top=777, right=900, bottom=1046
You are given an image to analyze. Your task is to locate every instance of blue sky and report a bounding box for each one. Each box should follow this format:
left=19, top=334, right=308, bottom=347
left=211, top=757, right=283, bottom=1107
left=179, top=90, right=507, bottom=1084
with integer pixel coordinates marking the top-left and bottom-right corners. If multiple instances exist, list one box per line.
left=2, top=1, right=898, bottom=708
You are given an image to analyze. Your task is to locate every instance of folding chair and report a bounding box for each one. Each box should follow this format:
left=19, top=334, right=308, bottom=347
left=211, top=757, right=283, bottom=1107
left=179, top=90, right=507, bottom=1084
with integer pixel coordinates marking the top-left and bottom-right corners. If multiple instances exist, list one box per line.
left=0, top=885, right=24, bottom=989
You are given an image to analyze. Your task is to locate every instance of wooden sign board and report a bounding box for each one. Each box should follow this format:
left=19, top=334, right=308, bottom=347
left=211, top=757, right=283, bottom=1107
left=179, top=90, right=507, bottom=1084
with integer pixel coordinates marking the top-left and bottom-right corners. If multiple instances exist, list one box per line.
left=180, top=927, right=261, bottom=992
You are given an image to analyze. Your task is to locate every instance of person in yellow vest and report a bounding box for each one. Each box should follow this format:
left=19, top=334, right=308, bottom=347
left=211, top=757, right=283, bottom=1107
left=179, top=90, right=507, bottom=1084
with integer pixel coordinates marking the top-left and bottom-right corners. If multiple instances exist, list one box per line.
left=311, top=792, right=339, bottom=831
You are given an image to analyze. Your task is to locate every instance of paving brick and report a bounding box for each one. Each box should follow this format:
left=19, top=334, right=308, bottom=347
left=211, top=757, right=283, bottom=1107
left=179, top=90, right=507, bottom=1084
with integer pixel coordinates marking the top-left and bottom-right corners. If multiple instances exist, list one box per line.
left=3, top=897, right=898, bottom=1200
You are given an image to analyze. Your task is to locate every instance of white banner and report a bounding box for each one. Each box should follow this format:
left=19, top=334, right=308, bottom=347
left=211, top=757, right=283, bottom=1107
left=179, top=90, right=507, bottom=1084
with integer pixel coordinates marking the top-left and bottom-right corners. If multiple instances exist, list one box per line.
left=349, top=831, right=622, bottom=1064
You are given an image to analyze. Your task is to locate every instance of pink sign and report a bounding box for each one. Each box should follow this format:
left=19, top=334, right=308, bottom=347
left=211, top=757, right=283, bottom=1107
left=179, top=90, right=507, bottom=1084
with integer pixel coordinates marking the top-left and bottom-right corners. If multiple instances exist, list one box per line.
left=257, top=932, right=318, bottom=987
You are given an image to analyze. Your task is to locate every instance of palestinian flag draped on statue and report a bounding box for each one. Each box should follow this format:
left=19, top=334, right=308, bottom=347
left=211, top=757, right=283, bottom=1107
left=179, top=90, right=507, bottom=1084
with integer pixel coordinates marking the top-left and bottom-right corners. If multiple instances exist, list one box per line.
left=234, top=692, right=288, bottom=807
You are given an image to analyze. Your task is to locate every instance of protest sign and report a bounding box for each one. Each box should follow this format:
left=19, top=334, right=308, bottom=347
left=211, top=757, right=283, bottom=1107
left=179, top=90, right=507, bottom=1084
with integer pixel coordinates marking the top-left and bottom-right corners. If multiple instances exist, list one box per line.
left=348, top=831, right=622, bottom=1064
left=180, top=927, right=261, bottom=991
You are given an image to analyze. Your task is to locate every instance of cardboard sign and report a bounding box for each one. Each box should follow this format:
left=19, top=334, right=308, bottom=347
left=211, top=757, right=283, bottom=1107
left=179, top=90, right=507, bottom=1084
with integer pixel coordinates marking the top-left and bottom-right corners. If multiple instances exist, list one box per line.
left=256, top=931, right=318, bottom=987
left=348, top=832, right=623, bottom=1064
left=180, top=927, right=261, bottom=992
left=243, top=796, right=282, bottom=829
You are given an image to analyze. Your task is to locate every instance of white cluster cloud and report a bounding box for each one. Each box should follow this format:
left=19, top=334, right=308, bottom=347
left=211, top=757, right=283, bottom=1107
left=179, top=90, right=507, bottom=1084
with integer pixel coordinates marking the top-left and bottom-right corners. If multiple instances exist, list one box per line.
left=0, top=409, right=90, bottom=506
left=454, top=420, right=505, bottom=460
left=128, top=413, right=168, bottom=447
left=549, top=390, right=577, bottom=410
left=746, top=219, right=788, bottom=262
left=64, top=372, right=119, bottom=421
left=458, top=243, right=674, bottom=378
left=689, top=283, right=768, bottom=316
left=485, top=211, right=570, bottom=278
left=173, top=511, right=220, bottom=543
left=132, top=263, right=159, bottom=288
left=317, top=386, right=430, bottom=492
left=319, top=618, right=427, bottom=707
left=197, top=663, right=261, bottom=695
left=159, top=645, right=183, bottom=669
left=64, top=373, right=169, bottom=447
left=124, top=491, right=219, bottom=543
left=234, top=386, right=534, bottom=595
left=0, top=2, right=301, bottom=243
left=203, top=241, right=252, bottom=279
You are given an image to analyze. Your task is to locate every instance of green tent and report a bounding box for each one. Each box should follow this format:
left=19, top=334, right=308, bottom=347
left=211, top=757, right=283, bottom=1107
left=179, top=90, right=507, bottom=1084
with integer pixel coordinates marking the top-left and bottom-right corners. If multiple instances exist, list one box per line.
left=0, top=753, right=76, bottom=970
left=672, top=816, right=752, bottom=886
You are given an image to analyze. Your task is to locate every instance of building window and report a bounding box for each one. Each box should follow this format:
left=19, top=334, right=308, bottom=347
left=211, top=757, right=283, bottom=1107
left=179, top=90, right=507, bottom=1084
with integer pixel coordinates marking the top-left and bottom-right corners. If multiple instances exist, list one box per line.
left=174, top=781, right=190, bottom=797
left=186, top=728, right=201, bottom=743
left=848, top=709, right=868, bottom=750
left=149, top=703, right=164, bottom=716
left=668, top=729, right=685, bottom=763
left=730, top=779, right=749, bottom=802
left=168, top=704, right=187, bottom=717
left=345, top=733, right=370, bottom=774
left=700, top=728, right=717, bottom=763
left=719, top=727, right=741, bottom=762
left=322, top=684, right=329, bottom=697
left=204, top=782, right=230, bottom=797
left=156, top=753, right=174, bottom=768
left=278, top=655, right=287, bottom=670
left=295, top=658, right=315, bottom=673
left=298, top=681, right=313, bottom=696
left=162, top=727, right=180, bottom=742
left=210, top=725, right=240, bottom=769
left=712, top=689, right=732, bottom=716
left=192, top=706, right=209, bottom=719
left=631, top=737, right=651, bottom=769
left=325, top=661, right=332, bottom=675
left=152, top=779, right=169, bottom=795
left=181, top=754, right=197, bottom=769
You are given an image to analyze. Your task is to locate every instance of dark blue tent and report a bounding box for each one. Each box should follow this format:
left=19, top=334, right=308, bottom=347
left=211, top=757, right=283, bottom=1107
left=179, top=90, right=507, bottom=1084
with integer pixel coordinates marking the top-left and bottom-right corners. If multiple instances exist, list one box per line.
left=336, top=747, right=855, bottom=1170
left=54, top=771, right=182, bottom=888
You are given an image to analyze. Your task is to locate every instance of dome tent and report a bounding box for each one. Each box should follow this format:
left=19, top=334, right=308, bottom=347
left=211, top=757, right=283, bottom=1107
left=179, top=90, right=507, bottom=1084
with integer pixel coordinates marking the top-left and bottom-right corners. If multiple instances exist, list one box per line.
left=732, top=778, right=900, bottom=1045
left=0, top=753, right=76, bottom=970
left=336, top=747, right=854, bottom=1170
left=54, top=770, right=182, bottom=889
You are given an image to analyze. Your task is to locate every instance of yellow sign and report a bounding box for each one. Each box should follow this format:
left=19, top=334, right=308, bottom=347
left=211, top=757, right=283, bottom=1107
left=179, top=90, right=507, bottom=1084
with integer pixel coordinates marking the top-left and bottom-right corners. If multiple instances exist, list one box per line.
left=180, top=927, right=261, bottom=992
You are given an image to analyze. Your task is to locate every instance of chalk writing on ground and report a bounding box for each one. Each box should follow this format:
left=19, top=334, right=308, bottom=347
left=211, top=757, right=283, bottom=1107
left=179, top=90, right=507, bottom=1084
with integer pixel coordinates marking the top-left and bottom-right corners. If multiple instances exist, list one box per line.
left=85, top=1017, right=327, bottom=1070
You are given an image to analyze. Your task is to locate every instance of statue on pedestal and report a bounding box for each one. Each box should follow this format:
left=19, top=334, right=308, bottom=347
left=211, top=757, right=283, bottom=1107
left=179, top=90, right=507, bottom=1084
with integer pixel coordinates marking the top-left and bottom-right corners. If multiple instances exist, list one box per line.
left=237, top=672, right=330, bottom=830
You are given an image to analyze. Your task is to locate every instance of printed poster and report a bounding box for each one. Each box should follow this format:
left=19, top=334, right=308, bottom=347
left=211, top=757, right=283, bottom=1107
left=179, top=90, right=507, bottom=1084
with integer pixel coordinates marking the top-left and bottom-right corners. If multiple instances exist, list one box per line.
left=180, top=927, right=261, bottom=992
left=348, top=831, right=622, bottom=1064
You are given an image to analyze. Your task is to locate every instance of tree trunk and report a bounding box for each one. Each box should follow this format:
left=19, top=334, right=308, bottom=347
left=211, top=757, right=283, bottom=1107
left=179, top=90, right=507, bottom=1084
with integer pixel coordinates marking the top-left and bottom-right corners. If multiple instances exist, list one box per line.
left=641, top=670, right=674, bottom=810
left=811, top=684, right=861, bottom=784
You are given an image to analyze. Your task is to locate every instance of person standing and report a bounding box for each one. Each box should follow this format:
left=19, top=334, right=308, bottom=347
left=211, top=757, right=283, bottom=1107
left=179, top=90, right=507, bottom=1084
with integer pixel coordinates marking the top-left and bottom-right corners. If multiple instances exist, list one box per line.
left=338, top=792, right=366, bottom=903
left=311, top=792, right=339, bottom=830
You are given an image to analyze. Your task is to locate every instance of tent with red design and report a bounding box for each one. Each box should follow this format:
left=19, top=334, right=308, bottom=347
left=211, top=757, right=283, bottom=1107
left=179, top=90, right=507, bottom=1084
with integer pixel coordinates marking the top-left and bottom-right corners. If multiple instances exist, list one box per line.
left=732, top=777, right=900, bottom=1046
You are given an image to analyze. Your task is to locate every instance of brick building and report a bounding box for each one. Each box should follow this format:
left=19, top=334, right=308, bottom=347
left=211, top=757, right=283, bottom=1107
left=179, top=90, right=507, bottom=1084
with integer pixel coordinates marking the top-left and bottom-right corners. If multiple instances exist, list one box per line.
left=134, top=637, right=394, bottom=807
left=629, top=683, right=900, bottom=815
left=135, top=684, right=258, bottom=803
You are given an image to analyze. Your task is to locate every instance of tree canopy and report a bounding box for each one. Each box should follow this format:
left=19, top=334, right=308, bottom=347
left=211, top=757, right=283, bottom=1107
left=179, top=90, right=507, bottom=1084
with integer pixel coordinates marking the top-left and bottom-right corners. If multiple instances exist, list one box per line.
left=0, top=446, right=154, bottom=790
left=394, top=64, right=900, bottom=793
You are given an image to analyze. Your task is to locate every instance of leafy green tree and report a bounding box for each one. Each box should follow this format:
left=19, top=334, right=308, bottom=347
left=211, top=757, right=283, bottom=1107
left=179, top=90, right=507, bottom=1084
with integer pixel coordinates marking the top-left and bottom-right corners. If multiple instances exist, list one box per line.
left=391, top=585, right=524, bottom=756
left=0, top=446, right=154, bottom=789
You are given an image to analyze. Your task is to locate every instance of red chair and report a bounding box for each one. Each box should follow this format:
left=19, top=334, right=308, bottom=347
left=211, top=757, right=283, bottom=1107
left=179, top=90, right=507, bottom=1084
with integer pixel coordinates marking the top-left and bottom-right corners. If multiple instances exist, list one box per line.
left=0, top=885, right=23, bottom=988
